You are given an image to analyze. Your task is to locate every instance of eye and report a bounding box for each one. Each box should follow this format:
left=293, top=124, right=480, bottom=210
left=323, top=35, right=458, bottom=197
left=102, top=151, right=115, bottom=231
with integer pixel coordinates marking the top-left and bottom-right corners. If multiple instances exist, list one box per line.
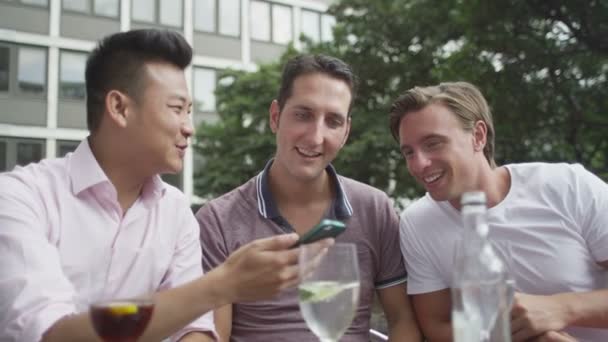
left=326, top=117, right=344, bottom=129
left=425, top=139, right=443, bottom=151
left=169, top=105, right=183, bottom=113
left=295, top=111, right=310, bottom=120
left=402, top=149, right=414, bottom=159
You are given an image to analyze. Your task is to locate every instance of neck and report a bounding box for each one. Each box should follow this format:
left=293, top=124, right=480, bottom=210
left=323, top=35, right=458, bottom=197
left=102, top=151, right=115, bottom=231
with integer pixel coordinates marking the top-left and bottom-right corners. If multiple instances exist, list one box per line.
left=88, top=135, right=146, bottom=213
left=450, top=162, right=511, bottom=210
left=268, top=163, right=333, bottom=206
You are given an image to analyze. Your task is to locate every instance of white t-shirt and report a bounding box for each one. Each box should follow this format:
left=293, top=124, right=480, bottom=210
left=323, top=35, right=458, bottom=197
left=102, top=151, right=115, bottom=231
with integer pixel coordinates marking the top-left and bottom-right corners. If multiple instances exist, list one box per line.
left=400, top=163, right=608, bottom=341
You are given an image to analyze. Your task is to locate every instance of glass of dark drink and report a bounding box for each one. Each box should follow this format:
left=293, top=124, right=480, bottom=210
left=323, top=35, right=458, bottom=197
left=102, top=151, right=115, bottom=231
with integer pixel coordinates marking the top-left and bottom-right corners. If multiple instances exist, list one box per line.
left=90, top=297, right=154, bottom=342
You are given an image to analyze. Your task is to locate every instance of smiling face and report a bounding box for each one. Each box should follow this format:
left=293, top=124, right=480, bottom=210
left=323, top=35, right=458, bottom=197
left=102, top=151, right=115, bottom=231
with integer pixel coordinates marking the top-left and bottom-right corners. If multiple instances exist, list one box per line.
left=126, top=61, right=193, bottom=175
left=398, top=103, right=487, bottom=204
left=269, top=72, right=351, bottom=184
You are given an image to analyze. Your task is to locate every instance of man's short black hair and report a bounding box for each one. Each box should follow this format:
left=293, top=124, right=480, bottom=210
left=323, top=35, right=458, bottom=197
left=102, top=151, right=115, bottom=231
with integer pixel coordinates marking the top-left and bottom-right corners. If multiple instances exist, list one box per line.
left=277, top=54, right=357, bottom=115
left=85, top=29, right=192, bottom=132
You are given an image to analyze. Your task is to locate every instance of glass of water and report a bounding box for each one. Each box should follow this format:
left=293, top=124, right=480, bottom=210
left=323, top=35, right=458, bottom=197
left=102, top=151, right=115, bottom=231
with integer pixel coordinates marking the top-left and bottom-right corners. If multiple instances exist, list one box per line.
left=298, top=243, right=360, bottom=342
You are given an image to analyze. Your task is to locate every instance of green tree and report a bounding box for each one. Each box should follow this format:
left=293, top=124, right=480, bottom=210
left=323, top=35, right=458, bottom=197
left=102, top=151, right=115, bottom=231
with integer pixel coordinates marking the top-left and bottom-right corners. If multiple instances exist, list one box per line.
left=194, top=0, right=607, bottom=200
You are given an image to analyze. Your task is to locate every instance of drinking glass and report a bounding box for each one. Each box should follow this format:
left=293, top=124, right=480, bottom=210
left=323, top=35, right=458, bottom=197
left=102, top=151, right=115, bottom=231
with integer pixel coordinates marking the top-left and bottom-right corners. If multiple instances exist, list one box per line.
left=86, top=249, right=156, bottom=342
left=299, top=243, right=360, bottom=342
left=89, top=295, right=155, bottom=342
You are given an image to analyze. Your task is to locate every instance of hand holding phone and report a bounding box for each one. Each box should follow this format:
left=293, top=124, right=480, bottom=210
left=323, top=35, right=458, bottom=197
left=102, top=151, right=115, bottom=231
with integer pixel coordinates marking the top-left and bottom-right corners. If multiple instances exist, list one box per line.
left=291, top=219, right=346, bottom=248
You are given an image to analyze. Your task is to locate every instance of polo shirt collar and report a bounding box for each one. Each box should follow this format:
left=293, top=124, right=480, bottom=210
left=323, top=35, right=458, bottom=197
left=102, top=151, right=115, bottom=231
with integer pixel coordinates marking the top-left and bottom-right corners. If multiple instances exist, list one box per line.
left=255, top=159, right=353, bottom=220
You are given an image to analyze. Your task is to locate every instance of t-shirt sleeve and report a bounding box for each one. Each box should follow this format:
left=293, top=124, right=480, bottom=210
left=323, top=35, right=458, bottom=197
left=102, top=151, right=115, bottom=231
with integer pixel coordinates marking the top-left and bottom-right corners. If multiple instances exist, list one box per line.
left=572, top=164, right=608, bottom=263
left=400, top=212, right=449, bottom=294
left=196, top=202, right=230, bottom=272
left=374, top=196, right=407, bottom=289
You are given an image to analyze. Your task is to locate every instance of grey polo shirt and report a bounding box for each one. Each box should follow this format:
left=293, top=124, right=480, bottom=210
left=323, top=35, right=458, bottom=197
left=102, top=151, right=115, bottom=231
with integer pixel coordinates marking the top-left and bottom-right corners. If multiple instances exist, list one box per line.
left=197, top=161, right=406, bottom=342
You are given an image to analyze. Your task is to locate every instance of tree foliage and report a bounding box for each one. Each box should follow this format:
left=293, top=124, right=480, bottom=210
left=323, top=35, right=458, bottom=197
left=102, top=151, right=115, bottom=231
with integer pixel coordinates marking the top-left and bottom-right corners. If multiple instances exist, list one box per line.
left=194, top=0, right=608, bottom=200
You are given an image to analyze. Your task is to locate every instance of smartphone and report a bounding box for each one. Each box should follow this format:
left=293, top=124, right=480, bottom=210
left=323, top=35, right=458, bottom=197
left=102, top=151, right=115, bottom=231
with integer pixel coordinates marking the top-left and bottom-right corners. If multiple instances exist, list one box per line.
left=291, top=219, right=346, bottom=248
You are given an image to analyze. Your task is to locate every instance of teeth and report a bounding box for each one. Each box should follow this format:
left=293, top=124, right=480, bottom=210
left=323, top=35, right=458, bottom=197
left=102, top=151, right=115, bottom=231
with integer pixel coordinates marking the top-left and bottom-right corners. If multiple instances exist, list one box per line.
left=297, top=147, right=321, bottom=157
left=424, top=172, right=442, bottom=183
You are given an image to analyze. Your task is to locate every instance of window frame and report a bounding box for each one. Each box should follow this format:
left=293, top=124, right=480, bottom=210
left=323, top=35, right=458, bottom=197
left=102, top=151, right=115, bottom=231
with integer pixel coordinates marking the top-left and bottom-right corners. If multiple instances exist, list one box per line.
left=193, top=0, right=240, bottom=38
left=58, top=49, right=87, bottom=101
left=131, top=0, right=183, bottom=28
left=249, top=1, right=293, bottom=45
left=3, top=44, right=48, bottom=99
left=0, top=44, right=10, bottom=94
left=61, top=0, right=121, bottom=19
left=300, top=9, right=321, bottom=43
left=193, top=66, right=217, bottom=114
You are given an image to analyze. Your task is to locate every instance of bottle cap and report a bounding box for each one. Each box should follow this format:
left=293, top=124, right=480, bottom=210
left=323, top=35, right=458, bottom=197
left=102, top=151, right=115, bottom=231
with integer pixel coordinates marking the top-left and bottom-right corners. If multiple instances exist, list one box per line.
left=460, top=191, right=486, bottom=206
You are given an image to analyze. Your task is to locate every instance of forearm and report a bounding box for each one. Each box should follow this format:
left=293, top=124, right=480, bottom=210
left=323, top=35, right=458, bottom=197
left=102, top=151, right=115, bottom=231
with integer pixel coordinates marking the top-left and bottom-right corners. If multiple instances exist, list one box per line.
left=557, top=290, right=608, bottom=328
left=179, top=331, right=216, bottom=341
left=44, top=269, right=229, bottom=342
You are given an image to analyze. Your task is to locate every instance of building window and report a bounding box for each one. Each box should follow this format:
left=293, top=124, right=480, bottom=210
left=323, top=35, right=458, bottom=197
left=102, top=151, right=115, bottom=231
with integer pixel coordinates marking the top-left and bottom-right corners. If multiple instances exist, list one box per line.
left=159, top=0, right=182, bottom=27
left=63, top=0, right=89, bottom=13
left=250, top=1, right=292, bottom=44
left=20, top=0, right=48, bottom=6
left=59, top=50, right=86, bottom=100
left=0, top=141, right=6, bottom=172
left=17, top=46, right=47, bottom=96
left=0, top=46, right=8, bottom=92
left=94, top=0, right=119, bottom=17
left=219, top=0, right=239, bottom=37
left=16, top=140, right=44, bottom=167
left=250, top=1, right=270, bottom=41
left=193, top=68, right=216, bottom=112
left=62, top=0, right=120, bottom=18
left=321, top=14, right=336, bottom=42
left=193, top=0, right=239, bottom=37
left=301, top=9, right=320, bottom=43
left=131, top=0, right=155, bottom=22
left=272, top=4, right=292, bottom=44
left=193, top=0, right=214, bottom=32
left=57, top=140, right=80, bottom=157
left=132, top=0, right=183, bottom=27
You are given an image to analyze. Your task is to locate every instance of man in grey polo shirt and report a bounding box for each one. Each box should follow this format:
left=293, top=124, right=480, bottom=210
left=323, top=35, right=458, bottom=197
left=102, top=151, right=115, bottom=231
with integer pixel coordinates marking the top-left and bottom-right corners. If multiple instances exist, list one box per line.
left=196, top=54, right=421, bottom=341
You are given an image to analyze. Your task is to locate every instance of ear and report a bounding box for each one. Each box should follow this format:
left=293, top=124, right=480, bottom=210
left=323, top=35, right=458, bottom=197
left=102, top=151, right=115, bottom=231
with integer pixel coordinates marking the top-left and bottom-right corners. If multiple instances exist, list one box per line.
left=472, top=120, right=487, bottom=152
left=340, top=116, right=352, bottom=148
left=269, top=100, right=281, bottom=133
left=105, top=90, right=131, bottom=128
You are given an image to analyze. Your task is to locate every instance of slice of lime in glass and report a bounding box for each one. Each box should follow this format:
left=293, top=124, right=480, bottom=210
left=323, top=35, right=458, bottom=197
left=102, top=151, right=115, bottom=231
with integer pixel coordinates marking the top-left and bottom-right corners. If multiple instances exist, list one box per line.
left=299, top=281, right=354, bottom=303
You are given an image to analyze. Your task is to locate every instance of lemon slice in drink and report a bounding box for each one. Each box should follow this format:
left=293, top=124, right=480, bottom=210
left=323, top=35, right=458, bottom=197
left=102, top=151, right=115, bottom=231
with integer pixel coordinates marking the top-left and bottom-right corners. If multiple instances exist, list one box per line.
left=107, top=302, right=138, bottom=316
left=299, top=281, right=349, bottom=303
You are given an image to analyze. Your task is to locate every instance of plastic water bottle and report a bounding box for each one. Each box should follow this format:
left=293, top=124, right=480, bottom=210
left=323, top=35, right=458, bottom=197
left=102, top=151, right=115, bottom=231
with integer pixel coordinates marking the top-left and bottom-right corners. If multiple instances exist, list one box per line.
left=452, top=191, right=511, bottom=342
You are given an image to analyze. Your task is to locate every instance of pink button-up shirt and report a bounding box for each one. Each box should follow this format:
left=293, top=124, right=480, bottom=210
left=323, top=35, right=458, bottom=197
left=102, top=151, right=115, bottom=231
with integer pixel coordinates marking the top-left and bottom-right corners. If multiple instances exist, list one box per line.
left=0, top=140, right=216, bottom=341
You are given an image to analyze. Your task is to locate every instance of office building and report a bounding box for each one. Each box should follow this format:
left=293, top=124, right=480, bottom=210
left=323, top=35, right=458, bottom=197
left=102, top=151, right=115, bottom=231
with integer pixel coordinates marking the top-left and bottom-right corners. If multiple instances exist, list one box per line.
left=0, top=0, right=335, bottom=202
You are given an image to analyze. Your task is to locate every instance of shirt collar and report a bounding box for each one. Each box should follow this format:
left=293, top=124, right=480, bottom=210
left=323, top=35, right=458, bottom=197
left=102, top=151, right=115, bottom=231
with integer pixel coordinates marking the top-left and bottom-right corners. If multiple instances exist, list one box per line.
left=255, top=159, right=353, bottom=220
left=68, top=139, right=166, bottom=202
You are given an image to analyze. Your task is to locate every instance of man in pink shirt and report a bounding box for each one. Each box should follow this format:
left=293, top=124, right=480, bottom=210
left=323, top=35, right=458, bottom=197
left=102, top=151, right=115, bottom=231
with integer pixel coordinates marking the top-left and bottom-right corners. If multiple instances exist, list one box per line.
left=0, top=29, right=330, bottom=342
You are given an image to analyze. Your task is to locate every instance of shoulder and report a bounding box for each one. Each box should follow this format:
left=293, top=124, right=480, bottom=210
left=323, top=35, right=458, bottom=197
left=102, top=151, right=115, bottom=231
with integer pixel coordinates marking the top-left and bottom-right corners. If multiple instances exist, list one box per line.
left=400, top=194, right=456, bottom=235
left=402, top=194, right=441, bottom=222
left=195, top=176, right=258, bottom=223
left=0, top=158, right=68, bottom=197
left=337, top=175, right=391, bottom=203
left=507, top=162, right=600, bottom=193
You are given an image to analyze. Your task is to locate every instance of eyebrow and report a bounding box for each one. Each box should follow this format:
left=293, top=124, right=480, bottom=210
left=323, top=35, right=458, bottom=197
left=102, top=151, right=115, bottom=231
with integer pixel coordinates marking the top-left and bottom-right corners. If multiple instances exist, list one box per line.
left=400, top=134, right=446, bottom=150
left=168, top=95, right=192, bottom=105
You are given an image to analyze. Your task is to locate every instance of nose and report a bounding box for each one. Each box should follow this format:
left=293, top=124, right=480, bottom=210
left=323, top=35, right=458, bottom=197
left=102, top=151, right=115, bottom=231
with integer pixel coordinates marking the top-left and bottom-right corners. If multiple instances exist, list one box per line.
left=307, top=119, right=325, bottom=145
left=407, top=151, right=432, bottom=175
left=181, top=116, right=194, bottom=138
